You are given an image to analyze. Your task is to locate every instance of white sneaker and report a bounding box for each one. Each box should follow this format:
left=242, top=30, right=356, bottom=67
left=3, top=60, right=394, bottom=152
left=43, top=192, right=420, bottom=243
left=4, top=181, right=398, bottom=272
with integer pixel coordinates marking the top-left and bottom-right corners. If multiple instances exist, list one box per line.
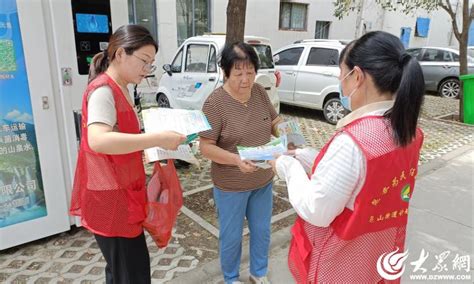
left=249, top=275, right=270, bottom=284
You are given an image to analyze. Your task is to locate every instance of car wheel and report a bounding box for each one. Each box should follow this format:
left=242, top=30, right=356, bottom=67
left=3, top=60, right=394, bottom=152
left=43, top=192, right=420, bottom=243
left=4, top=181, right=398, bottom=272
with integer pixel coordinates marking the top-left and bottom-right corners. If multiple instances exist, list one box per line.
left=439, top=78, right=460, bottom=99
left=156, top=93, right=171, bottom=108
left=323, top=97, right=347, bottom=125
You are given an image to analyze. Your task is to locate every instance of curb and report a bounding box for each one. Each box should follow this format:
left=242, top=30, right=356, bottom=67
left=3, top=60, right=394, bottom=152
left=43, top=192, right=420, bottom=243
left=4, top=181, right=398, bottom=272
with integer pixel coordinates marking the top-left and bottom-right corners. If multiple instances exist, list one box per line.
left=417, top=143, right=473, bottom=177
left=431, top=113, right=474, bottom=128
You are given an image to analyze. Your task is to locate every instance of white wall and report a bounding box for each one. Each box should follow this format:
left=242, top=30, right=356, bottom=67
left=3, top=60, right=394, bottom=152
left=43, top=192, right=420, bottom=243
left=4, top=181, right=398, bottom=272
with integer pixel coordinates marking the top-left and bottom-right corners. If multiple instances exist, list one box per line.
left=210, top=0, right=227, bottom=33
left=361, top=0, right=461, bottom=48
left=111, top=0, right=129, bottom=30
left=243, top=0, right=358, bottom=50
left=381, top=8, right=453, bottom=48
left=201, top=0, right=359, bottom=51
left=153, top=0, right=466, bottom=70
left=303, top=0, right=358, bottom=41
left=154, top=0, right=179, bottom=82
left=357, top=0, right=385, bottom=35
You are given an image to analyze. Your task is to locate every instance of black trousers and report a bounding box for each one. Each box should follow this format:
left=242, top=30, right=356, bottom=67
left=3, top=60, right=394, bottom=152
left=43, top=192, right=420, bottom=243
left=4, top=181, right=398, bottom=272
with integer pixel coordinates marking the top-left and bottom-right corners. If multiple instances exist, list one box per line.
left=94, top=232, right=151, bottom=284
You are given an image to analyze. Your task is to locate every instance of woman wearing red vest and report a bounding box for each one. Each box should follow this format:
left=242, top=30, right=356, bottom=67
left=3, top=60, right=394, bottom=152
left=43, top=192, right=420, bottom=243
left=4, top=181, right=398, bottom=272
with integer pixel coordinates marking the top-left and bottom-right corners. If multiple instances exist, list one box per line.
left=270, top=31, right=425, bottom=283
left=70, top=25, right=185, bottom=284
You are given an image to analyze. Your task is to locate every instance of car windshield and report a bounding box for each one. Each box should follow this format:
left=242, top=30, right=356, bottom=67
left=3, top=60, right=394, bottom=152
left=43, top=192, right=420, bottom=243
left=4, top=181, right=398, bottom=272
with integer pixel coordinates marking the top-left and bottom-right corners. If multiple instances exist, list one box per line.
left=252, top=44, right=274, bottom=69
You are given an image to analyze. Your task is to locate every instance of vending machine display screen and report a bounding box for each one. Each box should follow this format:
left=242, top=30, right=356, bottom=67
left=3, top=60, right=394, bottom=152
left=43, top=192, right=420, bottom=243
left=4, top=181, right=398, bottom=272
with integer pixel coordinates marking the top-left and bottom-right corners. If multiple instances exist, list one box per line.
left=75, top=13, right=109, bottom=34
left=71, top=0, right=112, bottom=74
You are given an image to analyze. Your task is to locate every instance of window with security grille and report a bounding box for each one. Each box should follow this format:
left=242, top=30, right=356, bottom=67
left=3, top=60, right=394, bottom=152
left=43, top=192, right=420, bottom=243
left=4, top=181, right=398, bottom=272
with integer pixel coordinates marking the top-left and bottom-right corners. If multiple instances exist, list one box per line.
left=279, top=2, right=308, bottom=31
left=315, top=21, right=331, bottom=39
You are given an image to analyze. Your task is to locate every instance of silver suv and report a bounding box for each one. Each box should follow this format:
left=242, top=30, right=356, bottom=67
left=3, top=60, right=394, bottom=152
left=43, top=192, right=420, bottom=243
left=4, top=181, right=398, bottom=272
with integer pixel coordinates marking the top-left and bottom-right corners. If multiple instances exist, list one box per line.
left=406, top=47, right=474, bottom=98
left=273, top=40, right=348, bottom=124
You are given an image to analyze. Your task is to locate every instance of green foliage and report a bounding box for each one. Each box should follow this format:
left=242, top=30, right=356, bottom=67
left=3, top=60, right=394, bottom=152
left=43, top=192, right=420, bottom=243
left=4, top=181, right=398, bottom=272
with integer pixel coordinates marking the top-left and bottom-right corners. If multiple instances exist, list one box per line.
left=333, top=0, right=442, bottom=19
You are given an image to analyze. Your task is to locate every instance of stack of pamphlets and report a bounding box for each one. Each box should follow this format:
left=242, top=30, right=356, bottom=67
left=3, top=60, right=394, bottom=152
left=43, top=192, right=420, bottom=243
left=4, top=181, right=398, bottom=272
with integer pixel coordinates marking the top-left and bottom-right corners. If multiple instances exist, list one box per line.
left=237, top=138, right=286, bottom=169
left=236, top=120, right=306, bottom=169
left=142, top=108, right=211, bottom=165
left=277, top=120, right=306, bottom=149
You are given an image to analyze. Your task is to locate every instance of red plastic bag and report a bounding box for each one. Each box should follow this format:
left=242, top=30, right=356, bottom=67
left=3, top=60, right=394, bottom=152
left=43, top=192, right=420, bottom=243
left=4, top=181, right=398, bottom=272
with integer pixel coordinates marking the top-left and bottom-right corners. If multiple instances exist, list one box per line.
left=143, top=160, right=183, bottom=248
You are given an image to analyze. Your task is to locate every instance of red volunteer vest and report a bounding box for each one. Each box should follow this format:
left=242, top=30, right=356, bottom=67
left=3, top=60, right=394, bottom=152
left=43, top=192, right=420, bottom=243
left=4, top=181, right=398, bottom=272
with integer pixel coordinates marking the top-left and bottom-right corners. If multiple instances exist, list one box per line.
left=70, top=73, right=146, bottom=238
left=288, top=116, right=424, bottom=283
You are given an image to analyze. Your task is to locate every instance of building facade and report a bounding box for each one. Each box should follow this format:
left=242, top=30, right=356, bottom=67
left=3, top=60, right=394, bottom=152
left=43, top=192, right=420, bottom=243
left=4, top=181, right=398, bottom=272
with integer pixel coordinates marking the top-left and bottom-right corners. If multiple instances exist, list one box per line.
left=130, top=0, right=468, bottom=74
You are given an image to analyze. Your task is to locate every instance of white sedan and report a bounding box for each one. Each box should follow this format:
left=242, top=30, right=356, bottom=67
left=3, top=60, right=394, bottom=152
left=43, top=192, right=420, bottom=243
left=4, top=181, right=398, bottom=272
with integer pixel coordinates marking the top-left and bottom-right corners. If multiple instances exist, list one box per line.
left=273, top=40, right=349, bottom=124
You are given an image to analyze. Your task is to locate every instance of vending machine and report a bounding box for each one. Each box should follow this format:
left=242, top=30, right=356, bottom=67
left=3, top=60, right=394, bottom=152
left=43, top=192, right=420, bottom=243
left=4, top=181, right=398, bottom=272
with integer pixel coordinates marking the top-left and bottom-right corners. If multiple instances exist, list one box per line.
left=0, top=0, right=128, bottom=249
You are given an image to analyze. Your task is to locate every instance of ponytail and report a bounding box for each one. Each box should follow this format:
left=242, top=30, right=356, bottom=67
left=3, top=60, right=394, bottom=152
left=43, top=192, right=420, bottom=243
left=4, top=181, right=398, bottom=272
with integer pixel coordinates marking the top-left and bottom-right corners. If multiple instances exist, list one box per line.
left=88, top=51, right=109, bottom=83
left=385, top=55, right=425, bottom=146
left=340, top=31, right=425, bottom=147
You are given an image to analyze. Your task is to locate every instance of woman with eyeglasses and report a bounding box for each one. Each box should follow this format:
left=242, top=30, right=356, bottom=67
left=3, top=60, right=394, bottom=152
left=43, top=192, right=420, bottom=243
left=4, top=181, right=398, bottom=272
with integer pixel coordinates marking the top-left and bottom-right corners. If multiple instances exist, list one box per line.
left=70, top=25, right=185, bottom=284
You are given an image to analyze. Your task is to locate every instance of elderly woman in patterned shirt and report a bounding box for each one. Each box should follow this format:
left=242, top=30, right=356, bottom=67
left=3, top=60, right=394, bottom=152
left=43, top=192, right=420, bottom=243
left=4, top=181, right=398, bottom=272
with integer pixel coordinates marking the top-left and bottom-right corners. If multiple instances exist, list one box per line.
left=199, top=42, right=282, bottom=284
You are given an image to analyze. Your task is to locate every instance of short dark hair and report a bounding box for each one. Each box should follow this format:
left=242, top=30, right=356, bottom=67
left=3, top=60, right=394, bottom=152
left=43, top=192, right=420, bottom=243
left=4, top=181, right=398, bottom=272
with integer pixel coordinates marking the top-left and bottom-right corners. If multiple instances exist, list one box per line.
left=339, top=31, right=425, bottom=147
left=219, top=42, right=259, bottom=78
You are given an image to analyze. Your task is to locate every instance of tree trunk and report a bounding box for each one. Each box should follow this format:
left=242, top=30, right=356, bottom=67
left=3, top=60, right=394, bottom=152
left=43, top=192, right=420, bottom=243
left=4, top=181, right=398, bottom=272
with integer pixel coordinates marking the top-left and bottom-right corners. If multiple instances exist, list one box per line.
left=225, top=0, right=247, bottom=46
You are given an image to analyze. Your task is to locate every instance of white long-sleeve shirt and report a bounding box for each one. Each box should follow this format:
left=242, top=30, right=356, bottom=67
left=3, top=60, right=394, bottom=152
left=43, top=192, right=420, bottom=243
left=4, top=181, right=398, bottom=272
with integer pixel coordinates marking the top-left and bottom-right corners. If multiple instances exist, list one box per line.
left=275, top=100, right=394, bottom=227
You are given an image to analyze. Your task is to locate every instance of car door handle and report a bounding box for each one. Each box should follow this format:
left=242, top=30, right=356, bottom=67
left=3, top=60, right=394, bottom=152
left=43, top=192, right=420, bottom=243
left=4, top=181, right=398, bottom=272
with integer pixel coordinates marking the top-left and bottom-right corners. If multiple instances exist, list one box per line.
left=322, top=72, right=333, bottom=76
left=183, top=75, right=192, bottom=80
left=285, top=71, right=295, bottom=75
left=209, top=77, right=216, bottom=81
left=443, top=65, right=452, bottom=69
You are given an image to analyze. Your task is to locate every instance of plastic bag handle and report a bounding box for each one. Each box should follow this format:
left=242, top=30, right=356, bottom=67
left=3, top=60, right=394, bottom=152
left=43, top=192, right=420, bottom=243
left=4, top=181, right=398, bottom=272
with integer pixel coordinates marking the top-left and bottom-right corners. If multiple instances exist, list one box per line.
left=153, top=159, right=175, bottom=175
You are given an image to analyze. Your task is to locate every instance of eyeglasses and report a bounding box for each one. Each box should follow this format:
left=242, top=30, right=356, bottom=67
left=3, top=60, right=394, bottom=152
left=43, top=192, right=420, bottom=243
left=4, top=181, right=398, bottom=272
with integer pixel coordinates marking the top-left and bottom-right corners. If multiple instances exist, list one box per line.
left=132, top=54, right=157, bottom=73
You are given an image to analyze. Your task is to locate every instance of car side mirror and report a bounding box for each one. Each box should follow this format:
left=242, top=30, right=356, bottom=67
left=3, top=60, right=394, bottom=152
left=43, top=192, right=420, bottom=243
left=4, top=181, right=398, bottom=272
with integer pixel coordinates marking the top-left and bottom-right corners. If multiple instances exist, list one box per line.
left=273, top=55, right=280, bottom=64
left=163, top=64, right=172, bottom=76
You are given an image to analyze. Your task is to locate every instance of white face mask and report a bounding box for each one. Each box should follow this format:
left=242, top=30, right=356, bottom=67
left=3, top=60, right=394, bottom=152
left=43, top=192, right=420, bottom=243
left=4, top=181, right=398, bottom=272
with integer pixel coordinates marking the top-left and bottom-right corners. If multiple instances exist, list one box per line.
left=338, top=69, right=357, bottom=111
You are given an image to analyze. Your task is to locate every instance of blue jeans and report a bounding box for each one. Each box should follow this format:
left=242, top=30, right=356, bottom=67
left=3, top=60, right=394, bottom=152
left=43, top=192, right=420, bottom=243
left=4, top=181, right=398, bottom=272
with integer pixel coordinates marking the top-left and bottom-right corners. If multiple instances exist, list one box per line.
left=213, top=182, right=273, bottom=283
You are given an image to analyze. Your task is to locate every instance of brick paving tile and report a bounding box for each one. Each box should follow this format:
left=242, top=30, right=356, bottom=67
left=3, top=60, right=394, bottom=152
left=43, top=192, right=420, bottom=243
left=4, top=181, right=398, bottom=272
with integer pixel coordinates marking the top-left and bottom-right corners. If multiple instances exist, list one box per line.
left=0, top=95, right=470, bottom=283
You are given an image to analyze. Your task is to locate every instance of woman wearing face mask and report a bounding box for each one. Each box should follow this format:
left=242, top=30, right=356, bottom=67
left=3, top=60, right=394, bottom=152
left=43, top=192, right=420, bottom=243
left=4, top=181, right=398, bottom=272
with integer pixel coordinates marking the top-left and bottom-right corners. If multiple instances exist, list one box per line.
left=269, top=31, right=425, bottom=283
left=70, top=25, right=185, bottom=284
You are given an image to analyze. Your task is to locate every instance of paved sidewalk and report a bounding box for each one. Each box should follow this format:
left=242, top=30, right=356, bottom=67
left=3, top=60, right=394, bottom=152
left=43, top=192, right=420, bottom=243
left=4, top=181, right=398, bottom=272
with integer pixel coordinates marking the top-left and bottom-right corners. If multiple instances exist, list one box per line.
left=174, top=144, right=473, bottom=283
left=0, top=95, right=471, bottom=283
left=402, top=144, right=473, bottom=283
